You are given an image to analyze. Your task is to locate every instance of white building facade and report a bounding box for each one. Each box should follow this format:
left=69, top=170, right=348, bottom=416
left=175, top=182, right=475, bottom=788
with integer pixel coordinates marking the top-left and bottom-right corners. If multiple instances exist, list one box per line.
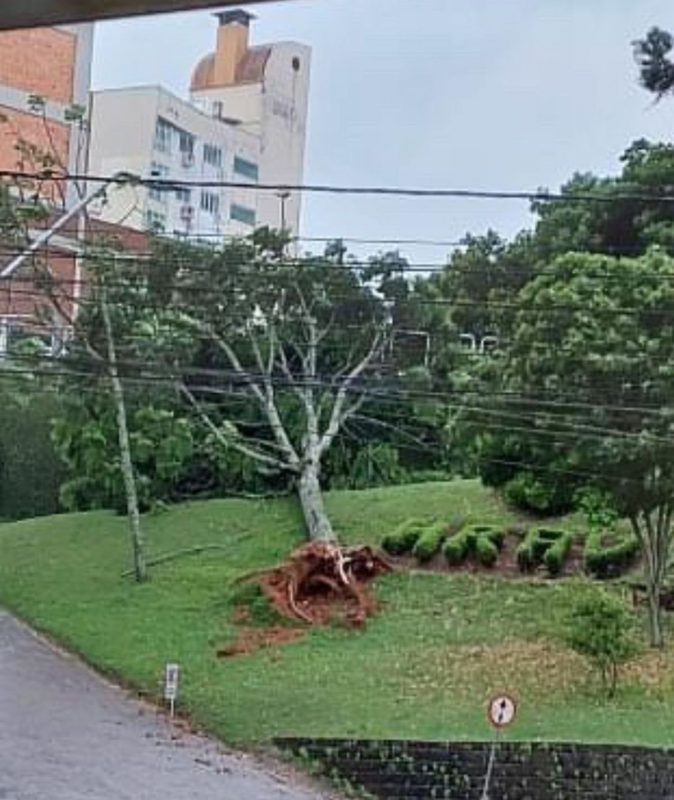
left=88, top=10, right=311, bottom=239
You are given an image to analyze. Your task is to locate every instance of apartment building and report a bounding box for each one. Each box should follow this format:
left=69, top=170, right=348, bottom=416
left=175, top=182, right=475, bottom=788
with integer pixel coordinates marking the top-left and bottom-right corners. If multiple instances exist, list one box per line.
left=88, top=10, right=311, bottom=238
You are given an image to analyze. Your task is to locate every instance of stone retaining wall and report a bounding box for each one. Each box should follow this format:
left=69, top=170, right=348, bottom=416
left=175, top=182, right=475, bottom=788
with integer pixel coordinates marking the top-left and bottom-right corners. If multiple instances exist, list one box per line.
left=276, top=738, right=674, bottom=799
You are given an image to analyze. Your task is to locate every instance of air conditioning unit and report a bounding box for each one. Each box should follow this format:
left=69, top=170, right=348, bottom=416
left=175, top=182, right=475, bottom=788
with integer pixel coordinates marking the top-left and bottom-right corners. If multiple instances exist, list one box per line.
left=182, top=151, right=195, bottom=168
left=180, top=205, right=194, bottom=221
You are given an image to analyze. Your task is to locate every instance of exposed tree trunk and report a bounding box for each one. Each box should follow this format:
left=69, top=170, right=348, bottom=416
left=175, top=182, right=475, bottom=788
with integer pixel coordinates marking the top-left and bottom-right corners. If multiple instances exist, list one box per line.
left=631, top=512, right=667, bottom=648
left=298, top=459, right=335, bottom=543
left=646, top=583, right=664, bottom=648
left=101, top=291, right=148, bottom=583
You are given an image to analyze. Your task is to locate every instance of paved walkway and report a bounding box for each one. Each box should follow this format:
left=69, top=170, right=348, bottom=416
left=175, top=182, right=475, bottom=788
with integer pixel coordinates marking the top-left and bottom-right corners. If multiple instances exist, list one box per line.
left=0, top=611, right=332, bottom=800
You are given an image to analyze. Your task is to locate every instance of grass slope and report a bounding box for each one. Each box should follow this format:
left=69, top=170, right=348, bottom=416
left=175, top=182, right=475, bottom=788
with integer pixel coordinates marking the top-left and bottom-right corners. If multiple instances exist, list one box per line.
left=0, top=480, right=672, bottom=747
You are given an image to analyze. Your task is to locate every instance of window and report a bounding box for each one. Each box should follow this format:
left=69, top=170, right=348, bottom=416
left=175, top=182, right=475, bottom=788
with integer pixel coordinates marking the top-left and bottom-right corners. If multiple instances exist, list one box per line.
left=148, top=162, right=169, bottom=202
left=230, top=203, right=256, bottom=227
left=233, top=156, right=259, bottom=181
left=203, top=143, right=223, bottom=167
left=0, top=319, right=54, bottom=358
left=179, top=131, right=195, bottom=154
left=175, top=187, right=191, bottom=203
left=154, top=117, right=172, bottom=153
left=179, top=132, right=195, bottom=167
left=200, top=191, right=220, bottom=215
left=149, top=163, right=169, bottom=202
left=145, top=209, right=166, bottom=232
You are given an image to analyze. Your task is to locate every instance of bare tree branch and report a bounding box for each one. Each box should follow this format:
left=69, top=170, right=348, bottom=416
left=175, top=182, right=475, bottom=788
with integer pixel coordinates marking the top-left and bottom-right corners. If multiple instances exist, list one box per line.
left=178, top=315, right=300, bottom=468
left=318, top=330, right=386, bottom=457
left=179, top=382, right=297, bottom=473
left=352, top=412, right=430, bottom=448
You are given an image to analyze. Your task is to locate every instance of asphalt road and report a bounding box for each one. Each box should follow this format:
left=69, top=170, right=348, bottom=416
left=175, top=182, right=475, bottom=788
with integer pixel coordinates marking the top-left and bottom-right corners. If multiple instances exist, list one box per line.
left=0, top=610, right=332, bottom=800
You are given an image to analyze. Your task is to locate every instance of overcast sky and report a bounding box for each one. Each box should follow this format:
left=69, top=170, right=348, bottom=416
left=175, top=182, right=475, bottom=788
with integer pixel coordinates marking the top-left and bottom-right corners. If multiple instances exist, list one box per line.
left=92, top=0, right=674, bottom=262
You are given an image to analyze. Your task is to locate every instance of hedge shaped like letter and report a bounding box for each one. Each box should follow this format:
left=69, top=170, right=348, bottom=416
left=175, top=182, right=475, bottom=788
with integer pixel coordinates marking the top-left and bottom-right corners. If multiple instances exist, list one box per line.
left=382, top=519, right=429, bottom=556
left=584, top=528, right=640, bottom=578
left=443, top=524, right=505, bottom=567
left=412, top=521, right=450, bottom=563
left=517, top=527, right=573, bottom=576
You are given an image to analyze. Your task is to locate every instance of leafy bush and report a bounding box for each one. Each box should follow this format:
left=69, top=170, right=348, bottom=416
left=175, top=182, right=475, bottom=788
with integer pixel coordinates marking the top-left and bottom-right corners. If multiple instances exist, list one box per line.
left=575, top=487, right=639, bottom=578
left=412, top=521, right=449, bottom=562
left=516, top=529, right=539, bottom=572
left=475, top=534, right=499, bottom=567
left=566, top=591, right=637, bottom=698
left=503, top=471, right=574, bottom=515
left=584, top=530, right=640, bottom=579
left=382, top=519, right=427, bottom=555
left=443, top=526, right=475, bottom=565
left=0, top=391, right=65, bottom=519
left=517, top=527, right=572, bottom=576
left=544, top=531, right=574, bottom=577
left=443, top=524, right=504, bottom=567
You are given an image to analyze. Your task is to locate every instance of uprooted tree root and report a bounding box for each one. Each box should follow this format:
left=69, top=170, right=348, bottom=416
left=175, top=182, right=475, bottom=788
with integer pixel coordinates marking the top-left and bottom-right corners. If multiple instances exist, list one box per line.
left=259, top=542, right=392, bottom=628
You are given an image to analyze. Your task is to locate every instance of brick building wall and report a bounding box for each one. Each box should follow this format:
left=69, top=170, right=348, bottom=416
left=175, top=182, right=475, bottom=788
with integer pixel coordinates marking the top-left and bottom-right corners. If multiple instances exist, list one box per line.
left=0, top=23, right=92, bottom=198
left=0, top=218, right=149, bottom=354
left=0, top=108, right=70, bottom=176
left=0, top=28, right=76, bottom=104
left=277, top=738, right=674, bottom=800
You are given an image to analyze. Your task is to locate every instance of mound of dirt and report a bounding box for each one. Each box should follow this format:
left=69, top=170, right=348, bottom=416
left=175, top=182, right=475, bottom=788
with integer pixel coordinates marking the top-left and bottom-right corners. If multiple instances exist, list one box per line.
left=259, top=542, right=392, bottom=627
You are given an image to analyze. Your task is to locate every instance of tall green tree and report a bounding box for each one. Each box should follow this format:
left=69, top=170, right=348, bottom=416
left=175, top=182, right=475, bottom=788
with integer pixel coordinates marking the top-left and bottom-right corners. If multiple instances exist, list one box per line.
left=497, top=249, right=674, bottom=646
left=634, top=27, right=674, bottom=100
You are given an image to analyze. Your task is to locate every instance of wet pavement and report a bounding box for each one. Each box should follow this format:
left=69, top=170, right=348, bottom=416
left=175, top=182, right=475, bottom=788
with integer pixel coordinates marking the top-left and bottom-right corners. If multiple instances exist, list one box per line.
left=0, top=610, right=333, bottom=800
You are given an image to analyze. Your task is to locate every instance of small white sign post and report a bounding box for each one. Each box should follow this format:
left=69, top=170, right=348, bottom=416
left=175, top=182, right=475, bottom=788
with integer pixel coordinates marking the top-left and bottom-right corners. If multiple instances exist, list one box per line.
left=481, top=693, right=518, bottom=800
left=164, top=662, right=180, bottom=718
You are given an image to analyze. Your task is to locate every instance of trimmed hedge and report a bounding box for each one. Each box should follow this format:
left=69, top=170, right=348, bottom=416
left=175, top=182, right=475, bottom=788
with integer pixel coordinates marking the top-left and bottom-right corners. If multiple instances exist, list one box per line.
left=443, top=524, right=505, bottom=567
left=584, top=529, right=640, bottom=578
left=443, top=526, right=475, bottom=564
left=517, top=527, right=573, bottom=576
left=475, top=534, right=499, bottom=567
left=412, top=521, right=449, bottom=562
left=544, top=531, right=574, bottom=576
left=382, top=519, right=427, bottom=556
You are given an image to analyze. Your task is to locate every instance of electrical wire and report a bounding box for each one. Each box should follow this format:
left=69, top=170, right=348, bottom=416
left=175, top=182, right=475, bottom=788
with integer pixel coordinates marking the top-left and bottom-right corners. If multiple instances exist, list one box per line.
left=8, top=168, right=674, bottom=204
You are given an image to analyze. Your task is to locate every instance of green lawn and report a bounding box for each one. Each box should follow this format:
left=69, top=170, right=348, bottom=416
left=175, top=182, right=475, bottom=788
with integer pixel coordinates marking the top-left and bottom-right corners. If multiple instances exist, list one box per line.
left=1, top=480, right=673, bottom=747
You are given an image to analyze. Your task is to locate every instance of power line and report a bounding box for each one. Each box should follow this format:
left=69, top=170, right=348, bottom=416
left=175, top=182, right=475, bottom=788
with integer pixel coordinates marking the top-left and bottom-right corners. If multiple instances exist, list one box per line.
left=7, top=168, right=674, bottom=204
left=4, top=351, right=674, bottom=447
left=0, top=365, right=660, bottom=490
left=7, top=278, right=674, bottom=320
left=7, top=247, right=674, bottom=280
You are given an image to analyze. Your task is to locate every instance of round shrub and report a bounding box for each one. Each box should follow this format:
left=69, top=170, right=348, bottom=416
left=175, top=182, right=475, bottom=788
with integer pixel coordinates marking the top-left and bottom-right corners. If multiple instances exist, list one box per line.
left=504, top=471, right=574, bottom=515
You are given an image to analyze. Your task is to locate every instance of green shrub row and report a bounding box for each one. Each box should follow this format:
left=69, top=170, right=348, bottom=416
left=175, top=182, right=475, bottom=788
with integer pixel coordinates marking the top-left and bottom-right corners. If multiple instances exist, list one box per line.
left=443, top=524, right=505, bottom=567
left=544, top=531, right=574, bottom=576
left=412, top=521, right=450, bottom=562
left=443, top=526, right=475, bottom=564
left=517, top=527, right=573, bottom=576
left=584, top=529, right=640, bottom=578
left=381, top=519, right=428, bottom=555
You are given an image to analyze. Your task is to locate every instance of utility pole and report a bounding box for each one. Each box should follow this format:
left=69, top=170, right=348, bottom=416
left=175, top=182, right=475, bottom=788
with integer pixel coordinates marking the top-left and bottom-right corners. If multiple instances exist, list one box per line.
left=1, top=172, right=149, bottom=582
left=101, top=284, right=147, bottom=582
